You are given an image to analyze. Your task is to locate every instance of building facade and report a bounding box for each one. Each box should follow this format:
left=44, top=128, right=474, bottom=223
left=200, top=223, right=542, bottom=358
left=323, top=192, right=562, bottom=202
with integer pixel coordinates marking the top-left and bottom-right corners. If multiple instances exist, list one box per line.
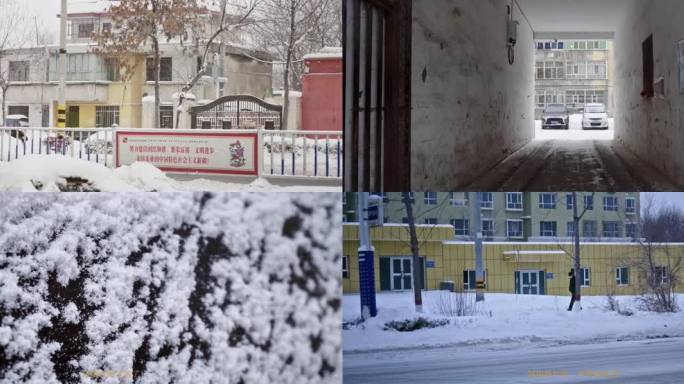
left=0, top=9, right=273, bottom=129
left=342, top=224, right=684, bottom=296
left=344, top=192, right=640, bottom=242
left=535, top=39, right=614, bottom=118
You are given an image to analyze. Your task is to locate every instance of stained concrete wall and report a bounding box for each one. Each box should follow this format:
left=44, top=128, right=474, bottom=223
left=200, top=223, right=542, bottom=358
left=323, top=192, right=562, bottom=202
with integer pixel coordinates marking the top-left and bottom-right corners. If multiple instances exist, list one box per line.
left=615, top=0, right=684, bottom=185
left=411, top=0, right=535, bottom=189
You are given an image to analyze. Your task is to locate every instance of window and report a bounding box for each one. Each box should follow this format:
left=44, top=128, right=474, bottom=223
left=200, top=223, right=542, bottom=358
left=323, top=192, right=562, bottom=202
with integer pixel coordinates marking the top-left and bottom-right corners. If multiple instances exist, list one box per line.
left=584, top=195, right=594, bottom=210
left=451, top=219, right=469, bottom=236
left=95, top=106, right=120, bottom=127
left=8, top=61, right=29, bottom=82
left=480, top=193, right=493, bottom=210
left=625, top=197, right=636, bottom=214
left=506, top=192, right=523, bottom=210
left=655, top=266, right=668, bottom=284
left=567, top=221, right=576, bottom=237
left=102, top=22, right=112, bottom=33
left=103, top=58, right=120, bottom=81
left=536, top=61, right=565, bottom=80
left=603, top=221, right=621, bottom=238
left=566, top=194, right=575, bottom=210
left=626, top=223, right=637, bottom=239
left=580, top=268, right=590, bottom=287
left=402, top=192, right=415, bottom=203
left=342, top=256, right=349, bottom=279
left=539, top=193, right=556, bottom=209
left=146, top=57, right=172, bottom=81
left=616, top=267, right=629, bottom=286
left=449, top=192, right=467, bottom=206
left=160, top=105, right=174, bottom=129
left=424, top=192, right=437, bottom=205
left=507, top=220, right=523, bottom=239
left=463, top=270, right=487, bottom=290
left=540, top=221, right=557, bottom=237
left=482, top=219, right=495, bottom=238
left=604, top=196, right=619, bottom=211
left=67, top=54, right=91, bottom=81
left=402, top=217, right=409, bottom=224
left=424, top=218, right=437, bottom=225
left=642, top=35, right=654, bottom=98
left=78, top=23, right=95, bottom=38
left=583, top=220, right=597, bottom=237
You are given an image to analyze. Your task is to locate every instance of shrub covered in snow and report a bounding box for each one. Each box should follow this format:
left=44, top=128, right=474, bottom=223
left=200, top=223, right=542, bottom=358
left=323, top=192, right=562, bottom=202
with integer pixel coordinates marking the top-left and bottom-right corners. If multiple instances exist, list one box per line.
left=383, top=318, right=450, bottom=332
left=0, top=193, right=341, bottom=383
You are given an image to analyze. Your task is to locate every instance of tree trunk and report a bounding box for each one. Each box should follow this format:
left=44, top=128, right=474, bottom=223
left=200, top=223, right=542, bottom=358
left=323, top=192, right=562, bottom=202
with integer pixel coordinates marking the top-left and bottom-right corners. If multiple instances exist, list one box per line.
left=402, top=194, right=423, bottom=313
left=153, top=37, right=160, bottom=129
left=573, top=192, right=582, bottom=311
left=1, top=87, right=6, bottom=127
left=282, top=0, right=297, bottom=131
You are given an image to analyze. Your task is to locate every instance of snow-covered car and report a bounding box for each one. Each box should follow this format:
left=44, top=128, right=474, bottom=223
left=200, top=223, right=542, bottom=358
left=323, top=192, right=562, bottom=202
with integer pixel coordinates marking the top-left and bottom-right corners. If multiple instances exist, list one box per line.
left=582, top=103, right=609, bottom=130
left=541, top=104, right=569, bottom=130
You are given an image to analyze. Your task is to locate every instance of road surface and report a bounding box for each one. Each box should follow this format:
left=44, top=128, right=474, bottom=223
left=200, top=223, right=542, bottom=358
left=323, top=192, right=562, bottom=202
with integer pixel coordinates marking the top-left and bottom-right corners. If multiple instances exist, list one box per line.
left=343, top=337, right=684, bottom=383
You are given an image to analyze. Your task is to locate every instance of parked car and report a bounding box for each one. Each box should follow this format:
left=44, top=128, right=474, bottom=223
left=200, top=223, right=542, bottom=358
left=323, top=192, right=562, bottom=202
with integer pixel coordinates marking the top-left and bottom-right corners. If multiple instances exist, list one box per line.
left=582, top=103, right=609, bottom=130
left=542, top=104, right=569, bottom=130
left=3, top=114, right=28, bottom=141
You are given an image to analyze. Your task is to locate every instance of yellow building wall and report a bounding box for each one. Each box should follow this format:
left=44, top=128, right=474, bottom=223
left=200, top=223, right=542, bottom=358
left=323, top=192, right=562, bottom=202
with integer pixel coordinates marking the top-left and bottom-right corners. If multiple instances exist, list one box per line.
left=343, top=224, right=684, bottom=296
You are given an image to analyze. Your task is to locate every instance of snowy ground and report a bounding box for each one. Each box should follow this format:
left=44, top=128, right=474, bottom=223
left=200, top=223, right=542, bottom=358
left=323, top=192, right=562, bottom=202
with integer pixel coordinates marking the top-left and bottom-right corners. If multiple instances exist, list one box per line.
left=0, top=193, right=341, bottom=383
left=343, top=292, right=684, bottom=353
left=534, top=114, right=614, bottom=141
left=0, top=155, right=340, bottom=192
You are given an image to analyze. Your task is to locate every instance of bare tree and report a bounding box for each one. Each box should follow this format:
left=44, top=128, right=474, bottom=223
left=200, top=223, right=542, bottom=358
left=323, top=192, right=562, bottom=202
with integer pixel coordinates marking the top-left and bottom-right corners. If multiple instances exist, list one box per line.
left=632, top=196, right=683, bottom=312
left=93, top=0, right=203, bottom=128
left=173, top=0, right=262, bottom=128
left=0, top=0, right=34, bottom=125
left=402, top=192, right=423, bottom=313
left=251, top=0, right=340, bottom=129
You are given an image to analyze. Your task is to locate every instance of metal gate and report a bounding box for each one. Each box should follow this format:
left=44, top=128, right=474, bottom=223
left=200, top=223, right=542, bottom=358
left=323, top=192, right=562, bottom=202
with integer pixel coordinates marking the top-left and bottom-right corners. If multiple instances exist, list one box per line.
left=190, top=95, right=283, bottom=130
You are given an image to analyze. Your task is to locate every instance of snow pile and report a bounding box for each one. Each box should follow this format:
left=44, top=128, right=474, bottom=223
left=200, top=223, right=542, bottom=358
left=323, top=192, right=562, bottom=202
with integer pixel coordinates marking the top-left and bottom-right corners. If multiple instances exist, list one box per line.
left=343, top=292, right=684, bottom=353
left=0, top=193, right=341, bottom=383
left=0, top=156, right=341, bottom=192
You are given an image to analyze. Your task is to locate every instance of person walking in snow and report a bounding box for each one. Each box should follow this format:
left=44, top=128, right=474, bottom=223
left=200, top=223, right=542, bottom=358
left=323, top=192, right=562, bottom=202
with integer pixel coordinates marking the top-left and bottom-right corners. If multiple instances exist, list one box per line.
left=567, top=269, right=577, bottom=311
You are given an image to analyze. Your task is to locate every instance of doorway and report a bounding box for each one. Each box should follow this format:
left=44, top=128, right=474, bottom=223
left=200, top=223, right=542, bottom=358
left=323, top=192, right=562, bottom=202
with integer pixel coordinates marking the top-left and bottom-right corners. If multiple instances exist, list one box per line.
left=67, top=106, right=80, bottom=128
left=515, top=270, right=546, bottom=295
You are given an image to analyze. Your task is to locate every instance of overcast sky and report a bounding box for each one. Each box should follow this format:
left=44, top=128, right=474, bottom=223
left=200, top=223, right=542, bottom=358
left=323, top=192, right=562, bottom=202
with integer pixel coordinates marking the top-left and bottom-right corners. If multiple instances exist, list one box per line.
left=642, top=193, right=684, bottom=212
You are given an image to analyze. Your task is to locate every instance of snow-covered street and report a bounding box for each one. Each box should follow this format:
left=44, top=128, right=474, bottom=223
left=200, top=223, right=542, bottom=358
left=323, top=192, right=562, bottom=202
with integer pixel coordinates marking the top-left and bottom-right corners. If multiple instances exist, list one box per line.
left=344, top=336, right=684, bottom=384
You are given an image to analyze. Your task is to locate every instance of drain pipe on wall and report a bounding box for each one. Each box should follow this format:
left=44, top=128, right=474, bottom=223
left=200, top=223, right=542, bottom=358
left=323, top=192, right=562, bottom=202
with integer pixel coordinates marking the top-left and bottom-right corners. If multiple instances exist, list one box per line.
left=506, top=2, right=520, bottom=65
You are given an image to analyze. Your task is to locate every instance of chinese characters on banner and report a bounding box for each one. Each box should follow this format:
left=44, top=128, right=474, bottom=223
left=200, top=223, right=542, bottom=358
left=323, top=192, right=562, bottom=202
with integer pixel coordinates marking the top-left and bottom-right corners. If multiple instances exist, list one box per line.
left=116, top=130, right=258, bottom=176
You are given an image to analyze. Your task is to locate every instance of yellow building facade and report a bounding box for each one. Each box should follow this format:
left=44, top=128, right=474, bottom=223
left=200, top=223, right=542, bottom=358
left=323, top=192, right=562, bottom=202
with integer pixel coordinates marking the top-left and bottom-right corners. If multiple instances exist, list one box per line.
left=343, top=224, right=684, bottom=296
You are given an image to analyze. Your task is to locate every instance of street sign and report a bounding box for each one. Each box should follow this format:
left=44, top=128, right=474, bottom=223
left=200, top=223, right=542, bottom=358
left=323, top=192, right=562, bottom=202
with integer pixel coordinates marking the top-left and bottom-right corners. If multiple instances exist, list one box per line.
left=547, top=272, right=554, bottom=279
left=476, top=280, right=486, bottom=289
left=366, top=194, right=384, bottom=227
left=426, top=260, right=436, bottom=268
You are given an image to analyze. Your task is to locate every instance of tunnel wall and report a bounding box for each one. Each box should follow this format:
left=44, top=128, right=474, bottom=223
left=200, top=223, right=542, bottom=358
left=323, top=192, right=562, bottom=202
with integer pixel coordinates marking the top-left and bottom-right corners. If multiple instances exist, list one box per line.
left=411, top=0, right=535, bottom=189
left=615, top=0, right=684, bottom=186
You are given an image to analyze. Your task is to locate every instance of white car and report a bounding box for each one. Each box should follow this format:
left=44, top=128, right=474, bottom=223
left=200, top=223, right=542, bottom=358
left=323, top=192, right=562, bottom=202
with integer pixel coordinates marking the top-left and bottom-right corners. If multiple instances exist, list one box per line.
left=582, top=103, right=609, bottom=130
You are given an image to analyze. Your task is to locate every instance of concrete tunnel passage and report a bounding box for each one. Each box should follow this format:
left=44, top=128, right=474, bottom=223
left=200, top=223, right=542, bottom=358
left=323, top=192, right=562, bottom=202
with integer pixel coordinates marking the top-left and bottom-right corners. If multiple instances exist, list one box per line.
left=344, top=0, right=684, bottom=191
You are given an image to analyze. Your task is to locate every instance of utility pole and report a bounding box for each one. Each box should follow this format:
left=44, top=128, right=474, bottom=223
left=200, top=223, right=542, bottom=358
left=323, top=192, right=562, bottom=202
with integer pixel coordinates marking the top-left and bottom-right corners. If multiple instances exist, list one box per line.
left=357, top=193, right=377, bottom=320
left=402, top=193, right=423, bottom=313
left=57, top=0, right=67, bottom=130
left=473, top=192, right=485, bottom=302
left=572, top=192, right=582, bottom=311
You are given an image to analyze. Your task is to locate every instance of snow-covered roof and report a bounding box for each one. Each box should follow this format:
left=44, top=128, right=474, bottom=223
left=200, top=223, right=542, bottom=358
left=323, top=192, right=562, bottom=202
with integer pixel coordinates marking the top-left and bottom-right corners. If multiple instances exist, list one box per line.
left=303, top=47, right=342, bottom=60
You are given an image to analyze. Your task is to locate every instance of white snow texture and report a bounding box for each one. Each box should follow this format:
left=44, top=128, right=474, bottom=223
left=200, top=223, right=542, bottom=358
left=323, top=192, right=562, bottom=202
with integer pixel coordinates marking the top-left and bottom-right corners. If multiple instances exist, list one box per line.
left=0, top=193, right=341, bottom=384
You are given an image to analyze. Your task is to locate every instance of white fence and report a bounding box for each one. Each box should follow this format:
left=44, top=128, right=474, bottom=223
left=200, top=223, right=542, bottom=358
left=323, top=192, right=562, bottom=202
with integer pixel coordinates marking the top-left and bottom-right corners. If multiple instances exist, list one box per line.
left=0, top=127, right=343, bottom=180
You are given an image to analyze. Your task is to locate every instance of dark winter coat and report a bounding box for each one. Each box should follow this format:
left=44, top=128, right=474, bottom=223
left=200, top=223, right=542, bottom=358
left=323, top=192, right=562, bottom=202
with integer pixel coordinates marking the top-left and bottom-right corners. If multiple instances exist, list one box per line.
left=569, top=275, right=576, bottom=294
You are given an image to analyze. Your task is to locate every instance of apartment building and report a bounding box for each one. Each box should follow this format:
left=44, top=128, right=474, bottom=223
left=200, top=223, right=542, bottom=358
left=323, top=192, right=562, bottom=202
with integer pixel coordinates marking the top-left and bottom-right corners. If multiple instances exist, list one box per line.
left=0, top=7, right=273, bottom=128
left=343, top=192, right=640, bottom=242
left=535, top=39, right=614, bottom=117
left=342, top=223, right=684, bottom=296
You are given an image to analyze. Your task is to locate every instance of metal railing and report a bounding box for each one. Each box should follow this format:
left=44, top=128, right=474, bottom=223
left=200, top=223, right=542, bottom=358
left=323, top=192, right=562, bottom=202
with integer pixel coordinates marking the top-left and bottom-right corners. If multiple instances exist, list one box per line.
left=0, top=127, right=115, bottom=166
left=261, top=130, right=343, bottom=179
left=1, top=127, right=343, bottom=180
